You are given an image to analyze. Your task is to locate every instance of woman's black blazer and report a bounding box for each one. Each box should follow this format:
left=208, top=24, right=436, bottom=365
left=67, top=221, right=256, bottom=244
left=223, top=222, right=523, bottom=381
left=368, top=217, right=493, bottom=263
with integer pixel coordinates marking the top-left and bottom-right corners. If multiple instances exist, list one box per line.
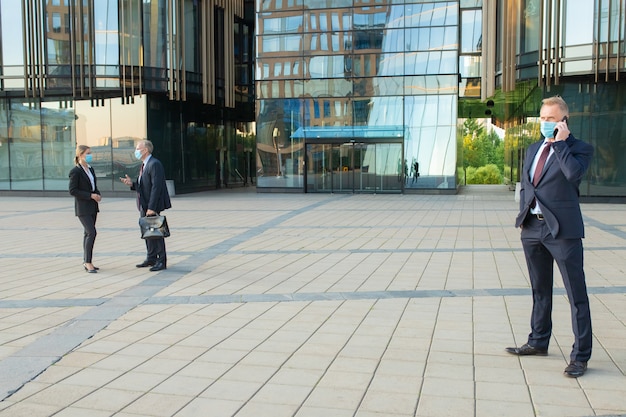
left=69, top=165, right=100, bottom=216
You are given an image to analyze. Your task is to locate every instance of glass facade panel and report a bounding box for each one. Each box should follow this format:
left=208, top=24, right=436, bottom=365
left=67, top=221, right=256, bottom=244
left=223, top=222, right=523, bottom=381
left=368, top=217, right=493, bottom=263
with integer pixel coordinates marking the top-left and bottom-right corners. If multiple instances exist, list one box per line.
left=8, top=100, right=44, bottom=190
left=502, top=81, right=626, bottom=199
left=1, top=0, right=255, bottom=195
left=143, top=0, right=168, bottom=68
left=519, top=0, right=539, bottom=54
left=258, top=0, right=304, bottom=12
left=564, top=0, right=594, bottom=46
left=0, top=100, right=9, bottom=190
left=461, top=10, right=481, bottom=53
left=73, top=98, right=147, bottom=192
left=41, top=101, right=76, bottom=190
left=256, top=1, right=459, bottom=191
left=0, top=2, right=26, bottom=89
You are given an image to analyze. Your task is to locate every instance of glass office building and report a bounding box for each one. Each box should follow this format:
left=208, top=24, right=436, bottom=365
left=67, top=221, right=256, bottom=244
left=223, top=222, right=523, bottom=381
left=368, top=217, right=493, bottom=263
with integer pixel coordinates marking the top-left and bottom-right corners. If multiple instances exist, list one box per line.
left=255, top=1, right=464, bottom=193
left=0, top=0, right=255, bottom=195
left=255, top=0, right=626, bottom=198
left=485, top=0, right=626, bottom=201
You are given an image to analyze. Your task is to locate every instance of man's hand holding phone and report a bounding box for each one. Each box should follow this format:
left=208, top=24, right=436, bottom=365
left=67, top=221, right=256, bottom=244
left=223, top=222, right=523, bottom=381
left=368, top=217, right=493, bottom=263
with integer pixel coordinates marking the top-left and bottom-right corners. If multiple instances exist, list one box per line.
left=553, top=116, right=569, bottom=141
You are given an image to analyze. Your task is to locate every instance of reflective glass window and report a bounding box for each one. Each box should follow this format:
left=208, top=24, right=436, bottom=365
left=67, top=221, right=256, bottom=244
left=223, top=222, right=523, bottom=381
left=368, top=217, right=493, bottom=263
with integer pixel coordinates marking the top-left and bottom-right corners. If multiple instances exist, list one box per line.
left=309, top=56, right=350, bottom=78
left=564, top=0, right=594, bottom=46
left=305, top=0, right=353, bottom=10
left=304, top=79, right=353, bottom=98
left=353, top=7, right=389, bottom=29
left=259, top=34, right=303, bottom=55
left=308, top=9, right=353, bottom=31
left=376, top=53, right=404, bottom=76
left=355, top=29, right=401, bottom=51
left=41, top=100, right=75, bottom=191
left=120, top=0, right=143, bottom=68
left=110, top=97, right=146, bottom=191
left=406, top=26, right=457, bottom=51
left=74, top=97, right=146, bottom=192
left=94, top=1, right=119, bottom=67
left=261, top=13, right=303, bottom=33
left=461, top=10, right=481, bottom=53
left=519, top=0, right=539, bottom=54
left=460, top=55, right=481, bottom=77
left=405, top=2, right=458, bottom=27
left=258, top=0, right=304, bottom=12
left=0, top=3, right=25, bottom=88
left=8, top=100, right=43, bottom=190
left=405, top=51, right=457, bottom=75
left=0, top=100, right=9, bottom=189
left=143, top=0, right=167, bottom=68
left=256, top=80, right=305, bottom=99
left=351, top=53, right=393, bottom=77
left=459, top=78, right=481, bottom=98
left=405, top=75, right=458, bottom=95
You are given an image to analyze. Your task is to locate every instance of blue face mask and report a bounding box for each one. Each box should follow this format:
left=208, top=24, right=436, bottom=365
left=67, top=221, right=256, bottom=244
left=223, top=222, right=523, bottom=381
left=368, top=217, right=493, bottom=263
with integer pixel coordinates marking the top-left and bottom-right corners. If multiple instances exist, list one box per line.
left=85, top=154, right=93, bottom=164
left=540, top=121, right=557, bottom=138
left=134, top=149, right=143, bottom=160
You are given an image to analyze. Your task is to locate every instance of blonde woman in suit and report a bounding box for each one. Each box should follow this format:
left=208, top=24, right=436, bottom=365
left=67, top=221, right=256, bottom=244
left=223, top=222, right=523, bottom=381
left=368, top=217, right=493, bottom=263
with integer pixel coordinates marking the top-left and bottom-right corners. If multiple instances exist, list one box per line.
left=69, top=145, right=102, bottom=273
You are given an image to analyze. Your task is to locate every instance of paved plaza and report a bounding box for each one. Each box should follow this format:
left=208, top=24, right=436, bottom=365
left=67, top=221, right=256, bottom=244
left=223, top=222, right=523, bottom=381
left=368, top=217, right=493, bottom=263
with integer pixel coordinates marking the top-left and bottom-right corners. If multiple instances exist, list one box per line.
left=0, top=186, right=625, bottom=417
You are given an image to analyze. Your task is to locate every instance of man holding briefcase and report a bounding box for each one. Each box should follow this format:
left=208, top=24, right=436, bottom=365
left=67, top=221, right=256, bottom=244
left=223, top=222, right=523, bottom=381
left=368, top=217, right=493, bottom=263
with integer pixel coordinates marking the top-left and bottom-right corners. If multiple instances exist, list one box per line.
left=121, top=140, right=171, bottom=271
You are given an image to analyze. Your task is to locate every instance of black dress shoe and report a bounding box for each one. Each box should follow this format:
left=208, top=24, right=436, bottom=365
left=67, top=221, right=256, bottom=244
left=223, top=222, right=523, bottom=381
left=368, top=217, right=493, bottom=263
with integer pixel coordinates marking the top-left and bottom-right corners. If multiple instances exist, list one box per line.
left=505, top=343, right=548, bottom=356
left=149, top=262, right=166, bottom=272
left=136, top=260, right=155, bottom=268
left=564, top=361, right=587, bottom=377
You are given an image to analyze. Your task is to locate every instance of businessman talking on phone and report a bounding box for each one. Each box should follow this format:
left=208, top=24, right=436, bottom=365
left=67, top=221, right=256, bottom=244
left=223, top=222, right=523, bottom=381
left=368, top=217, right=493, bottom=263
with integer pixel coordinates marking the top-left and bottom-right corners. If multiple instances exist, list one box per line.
left=507, top=96, right=594, bottom=378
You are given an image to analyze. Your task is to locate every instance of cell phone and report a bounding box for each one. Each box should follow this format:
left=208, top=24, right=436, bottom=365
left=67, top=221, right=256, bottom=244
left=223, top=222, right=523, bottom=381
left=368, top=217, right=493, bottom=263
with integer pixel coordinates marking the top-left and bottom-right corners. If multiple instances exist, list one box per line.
left=553, top=116, right=568, bottom=138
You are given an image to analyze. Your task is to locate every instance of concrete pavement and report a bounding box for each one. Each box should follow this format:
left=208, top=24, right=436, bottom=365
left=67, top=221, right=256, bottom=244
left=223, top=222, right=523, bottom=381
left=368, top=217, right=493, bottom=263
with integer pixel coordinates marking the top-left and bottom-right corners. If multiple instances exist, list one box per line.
left=0, top=186, right=625, bottom=417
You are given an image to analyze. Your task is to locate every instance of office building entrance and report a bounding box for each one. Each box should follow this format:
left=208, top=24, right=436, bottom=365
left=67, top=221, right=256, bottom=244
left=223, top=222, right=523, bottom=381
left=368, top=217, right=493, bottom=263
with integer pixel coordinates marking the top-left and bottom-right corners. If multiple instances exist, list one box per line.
left=305, top=139, right=404, bottom=193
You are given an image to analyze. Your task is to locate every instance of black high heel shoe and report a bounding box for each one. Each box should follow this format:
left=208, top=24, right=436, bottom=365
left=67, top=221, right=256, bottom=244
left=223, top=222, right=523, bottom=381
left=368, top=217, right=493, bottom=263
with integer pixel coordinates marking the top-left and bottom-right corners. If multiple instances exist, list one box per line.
left=83, top=263, right=98, bottom=273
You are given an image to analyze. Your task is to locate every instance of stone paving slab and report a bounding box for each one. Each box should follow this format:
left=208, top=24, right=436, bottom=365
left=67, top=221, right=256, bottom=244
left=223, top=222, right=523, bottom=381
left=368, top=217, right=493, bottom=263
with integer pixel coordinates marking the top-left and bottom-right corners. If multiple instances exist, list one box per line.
left=0, top=186, right=625, bottom=416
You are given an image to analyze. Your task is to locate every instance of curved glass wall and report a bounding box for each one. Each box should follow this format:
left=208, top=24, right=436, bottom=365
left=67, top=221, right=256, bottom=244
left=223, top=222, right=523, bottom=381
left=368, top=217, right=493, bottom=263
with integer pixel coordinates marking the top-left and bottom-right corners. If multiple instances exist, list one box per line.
left=255, top=1, right=459, bottom=192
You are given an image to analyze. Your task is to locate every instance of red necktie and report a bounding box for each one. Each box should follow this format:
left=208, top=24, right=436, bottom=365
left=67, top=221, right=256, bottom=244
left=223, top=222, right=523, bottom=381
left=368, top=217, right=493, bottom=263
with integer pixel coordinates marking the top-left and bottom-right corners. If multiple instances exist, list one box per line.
left=533, top=143, right=551, bottom=186
left=531, top=143, right=551, bottom=208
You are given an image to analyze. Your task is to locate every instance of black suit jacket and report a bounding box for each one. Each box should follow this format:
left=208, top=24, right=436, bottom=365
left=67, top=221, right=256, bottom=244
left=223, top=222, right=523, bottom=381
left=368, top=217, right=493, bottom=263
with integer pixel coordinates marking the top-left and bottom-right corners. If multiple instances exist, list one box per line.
left=69, top=165, right=100, bottom=216
left=515, top=134, right=594, bottom=239
left=131, top=155, right=171, bottom=213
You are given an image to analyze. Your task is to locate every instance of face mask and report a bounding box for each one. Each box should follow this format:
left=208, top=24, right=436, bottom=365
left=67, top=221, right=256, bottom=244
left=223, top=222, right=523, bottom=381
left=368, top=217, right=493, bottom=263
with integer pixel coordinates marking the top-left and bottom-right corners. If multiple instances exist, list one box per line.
left=134, top=149, right=143, bottom=160
left=540, top=121, right=557, bottom=138
left=84, top=154, right=93, bottom=164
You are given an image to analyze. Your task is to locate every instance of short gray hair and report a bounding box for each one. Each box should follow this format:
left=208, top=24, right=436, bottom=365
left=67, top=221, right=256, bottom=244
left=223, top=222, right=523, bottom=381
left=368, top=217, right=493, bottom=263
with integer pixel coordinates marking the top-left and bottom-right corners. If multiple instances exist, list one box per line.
left=542, top=96, right=569, bottom=116
left=137, top=140, right=154, bottom=153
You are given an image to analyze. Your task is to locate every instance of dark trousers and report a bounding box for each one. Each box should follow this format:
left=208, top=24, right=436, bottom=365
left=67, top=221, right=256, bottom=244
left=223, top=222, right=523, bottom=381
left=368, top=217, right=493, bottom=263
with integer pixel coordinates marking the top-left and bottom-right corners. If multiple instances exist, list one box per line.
left=78, top=213, right=97, bottom=263
left=520, top=215, right=592, bottom=362
left=140, top=210, right=166, bottom=264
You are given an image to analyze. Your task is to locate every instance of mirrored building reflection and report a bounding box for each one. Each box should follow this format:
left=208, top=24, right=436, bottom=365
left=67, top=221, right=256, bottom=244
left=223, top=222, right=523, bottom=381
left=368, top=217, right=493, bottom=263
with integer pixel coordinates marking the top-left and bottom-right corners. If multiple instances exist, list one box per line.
left=255, top=1, right=460, bottom=193
left=0, top=0, right=255, bottom=194
left=2, top=1, right=626, bottom=199
left=256, top=0, right=626, bottom=198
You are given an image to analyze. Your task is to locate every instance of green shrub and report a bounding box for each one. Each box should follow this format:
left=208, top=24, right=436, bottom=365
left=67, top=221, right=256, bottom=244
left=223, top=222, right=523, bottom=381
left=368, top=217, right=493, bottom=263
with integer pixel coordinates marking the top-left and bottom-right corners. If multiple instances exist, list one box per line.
left=466, top=164, right=503, bottom=184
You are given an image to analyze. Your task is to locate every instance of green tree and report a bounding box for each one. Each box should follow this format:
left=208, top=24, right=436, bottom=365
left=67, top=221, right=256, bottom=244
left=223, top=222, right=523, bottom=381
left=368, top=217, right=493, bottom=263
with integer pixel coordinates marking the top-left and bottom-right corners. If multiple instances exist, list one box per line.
left=461, top=118, right=505, bottom=184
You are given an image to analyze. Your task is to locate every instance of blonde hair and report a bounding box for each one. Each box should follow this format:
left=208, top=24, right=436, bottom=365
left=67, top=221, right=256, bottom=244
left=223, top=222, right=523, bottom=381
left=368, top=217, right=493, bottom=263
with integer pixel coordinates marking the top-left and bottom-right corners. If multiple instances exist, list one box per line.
left=75, top=145, right=90, bottom=165
left=542, top=96, right=569, bottom=116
